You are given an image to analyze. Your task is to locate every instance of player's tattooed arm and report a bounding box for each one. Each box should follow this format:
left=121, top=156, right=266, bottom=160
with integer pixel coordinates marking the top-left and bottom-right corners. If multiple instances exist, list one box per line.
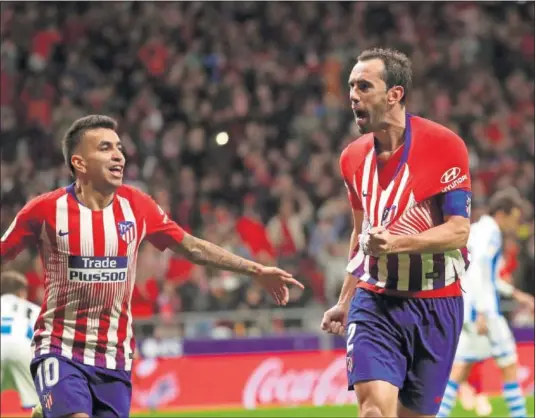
left=171, top=234, right=263, bottom=276
left=171, top=234, right=303, bottom=305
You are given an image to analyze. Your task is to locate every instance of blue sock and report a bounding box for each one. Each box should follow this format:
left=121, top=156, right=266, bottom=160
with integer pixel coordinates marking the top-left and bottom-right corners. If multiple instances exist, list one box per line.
left=503, top=381, right=527, bottom=417
left=437, top=380, right=459, bottom=417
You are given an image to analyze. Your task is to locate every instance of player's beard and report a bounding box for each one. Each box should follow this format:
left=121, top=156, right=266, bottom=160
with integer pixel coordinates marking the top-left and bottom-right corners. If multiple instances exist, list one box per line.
left=355, top=100, right=388, bottom=135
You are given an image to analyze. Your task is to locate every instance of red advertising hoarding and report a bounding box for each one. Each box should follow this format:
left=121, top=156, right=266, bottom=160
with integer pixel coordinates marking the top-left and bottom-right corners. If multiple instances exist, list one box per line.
left=1, top=345, right=533, bottom=416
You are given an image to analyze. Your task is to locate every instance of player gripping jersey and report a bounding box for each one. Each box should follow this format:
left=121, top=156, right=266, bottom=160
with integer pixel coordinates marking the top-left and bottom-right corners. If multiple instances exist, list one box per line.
left=321, top=48, right=471, bottom=417
left=438, top=189, right=533, bottom=418
left=1, top=115, right=302, bottom=418
left=1, top=271, right=41, bottom=410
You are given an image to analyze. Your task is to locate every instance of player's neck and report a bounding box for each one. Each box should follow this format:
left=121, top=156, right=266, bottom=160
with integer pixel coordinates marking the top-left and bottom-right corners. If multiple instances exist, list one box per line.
left=75, top=180, right=115, bottom=211
left=374, top=107, right=406, bottom=153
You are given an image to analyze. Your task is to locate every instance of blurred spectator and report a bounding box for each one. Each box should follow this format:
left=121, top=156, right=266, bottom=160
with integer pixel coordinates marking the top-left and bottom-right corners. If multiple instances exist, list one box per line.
left=266, top=190, right=313, bottom=259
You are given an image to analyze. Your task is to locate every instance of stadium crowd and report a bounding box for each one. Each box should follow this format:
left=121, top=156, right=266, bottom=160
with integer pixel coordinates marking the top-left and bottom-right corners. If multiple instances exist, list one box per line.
left=1, top=2, right=534, bottom=336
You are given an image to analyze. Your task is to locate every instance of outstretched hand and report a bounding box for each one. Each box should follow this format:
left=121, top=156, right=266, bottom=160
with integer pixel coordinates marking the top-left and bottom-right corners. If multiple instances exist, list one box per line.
left=254, top=266, right=304, bottom=306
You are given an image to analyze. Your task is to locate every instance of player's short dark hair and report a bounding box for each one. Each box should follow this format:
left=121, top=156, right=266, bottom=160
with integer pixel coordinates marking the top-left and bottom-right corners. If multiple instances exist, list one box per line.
left=62, top=115, right=118, bottom=176
left=0, top=270, right=28, bottom=296
left=488, top=188, right=525, bottom=216
left=357, top=47, right=412, bottom=105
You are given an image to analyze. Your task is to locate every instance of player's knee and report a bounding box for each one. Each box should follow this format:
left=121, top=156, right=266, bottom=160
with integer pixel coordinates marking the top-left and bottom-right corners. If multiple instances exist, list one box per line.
left=397, top=402, right=434, bottom=418
left=500, top=361, right=518, bottom=381
left=358, top=396, right=395, bottom=417
left=66, top=414, right=90, bottom=418
left=360, top=403, right=384, bottom=417
left=354, top=382, right=397, bottom=417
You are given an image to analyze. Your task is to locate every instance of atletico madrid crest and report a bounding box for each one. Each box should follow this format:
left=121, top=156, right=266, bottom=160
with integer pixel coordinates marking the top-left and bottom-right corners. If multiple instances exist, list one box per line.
left=381, top=204, right=398, bottom=226
left=42, top=391, right=54, bottom=410
left=346, top=355, right=353, bottom=372
left=118, top=221, right=135, bottom=244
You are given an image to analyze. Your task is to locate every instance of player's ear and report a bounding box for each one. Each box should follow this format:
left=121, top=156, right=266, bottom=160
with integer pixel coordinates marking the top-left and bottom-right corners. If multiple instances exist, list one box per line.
left=387, top=86, right=405, bottom=105
left=71, top=154, right=87, bottom=174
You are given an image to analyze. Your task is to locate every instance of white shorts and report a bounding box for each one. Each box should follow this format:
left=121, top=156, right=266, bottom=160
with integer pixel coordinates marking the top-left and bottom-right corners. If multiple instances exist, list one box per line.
left=0, top=337, right=39, bottom=408
left=454, top=315, right=517, bottom=368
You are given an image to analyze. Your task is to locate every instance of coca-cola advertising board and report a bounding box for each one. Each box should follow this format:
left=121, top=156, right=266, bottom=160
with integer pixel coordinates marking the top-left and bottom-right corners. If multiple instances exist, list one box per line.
left=1, top=345, right=533, bottom=415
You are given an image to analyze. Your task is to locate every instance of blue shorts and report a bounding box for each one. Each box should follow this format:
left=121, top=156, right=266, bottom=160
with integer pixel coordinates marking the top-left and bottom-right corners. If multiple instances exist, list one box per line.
left=30, top=354, right=131, bottom=418
left=346, top=289, right=463, bottom=415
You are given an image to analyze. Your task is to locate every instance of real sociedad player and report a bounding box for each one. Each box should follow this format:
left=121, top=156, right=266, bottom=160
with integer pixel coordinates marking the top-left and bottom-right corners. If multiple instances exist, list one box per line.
left=0, top=271, right=41, bottom=411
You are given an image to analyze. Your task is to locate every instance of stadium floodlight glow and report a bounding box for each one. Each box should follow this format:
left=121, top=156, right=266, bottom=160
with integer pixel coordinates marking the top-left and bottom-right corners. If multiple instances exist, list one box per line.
left=215, top=132, right=229, bottom=146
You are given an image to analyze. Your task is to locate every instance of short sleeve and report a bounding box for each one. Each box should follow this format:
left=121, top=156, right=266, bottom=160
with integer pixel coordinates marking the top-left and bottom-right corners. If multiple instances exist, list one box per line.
left=138, top=192, right=186, bottom=252
left=340, top=148, right=362, bottom=211
left=437, top=135, right=471, bottom=193
left=413, top=130, right=472, bottom=201
left=1, top=198, right=42, bottom=261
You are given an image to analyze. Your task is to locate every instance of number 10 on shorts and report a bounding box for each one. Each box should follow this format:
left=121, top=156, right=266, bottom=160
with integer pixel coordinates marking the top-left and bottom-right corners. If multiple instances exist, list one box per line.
left=36, top=357, right=60, bottom=391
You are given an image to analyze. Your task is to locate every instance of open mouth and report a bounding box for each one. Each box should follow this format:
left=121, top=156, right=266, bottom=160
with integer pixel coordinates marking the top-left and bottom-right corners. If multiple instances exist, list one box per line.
left=353, top=109, right=368, bottom=125
left=109, top=165, right=124, bottom=178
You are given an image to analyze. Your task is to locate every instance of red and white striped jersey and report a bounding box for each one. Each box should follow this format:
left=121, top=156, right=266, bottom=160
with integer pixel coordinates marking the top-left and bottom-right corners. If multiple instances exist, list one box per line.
left=340, top=114, right=471, bottom=298
left=1, top=184, right=185, bottom=371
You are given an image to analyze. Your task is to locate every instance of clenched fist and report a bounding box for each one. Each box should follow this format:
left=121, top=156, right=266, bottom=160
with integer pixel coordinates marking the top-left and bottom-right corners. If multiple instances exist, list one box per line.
left=367, top=226, right=395, bottom=256
left=320, top=303, right=349, bottom=337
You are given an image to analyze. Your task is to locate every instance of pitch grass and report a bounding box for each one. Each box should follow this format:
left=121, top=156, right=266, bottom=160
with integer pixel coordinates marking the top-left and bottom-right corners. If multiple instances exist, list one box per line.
left=133, top=396, right=534, bottom=417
